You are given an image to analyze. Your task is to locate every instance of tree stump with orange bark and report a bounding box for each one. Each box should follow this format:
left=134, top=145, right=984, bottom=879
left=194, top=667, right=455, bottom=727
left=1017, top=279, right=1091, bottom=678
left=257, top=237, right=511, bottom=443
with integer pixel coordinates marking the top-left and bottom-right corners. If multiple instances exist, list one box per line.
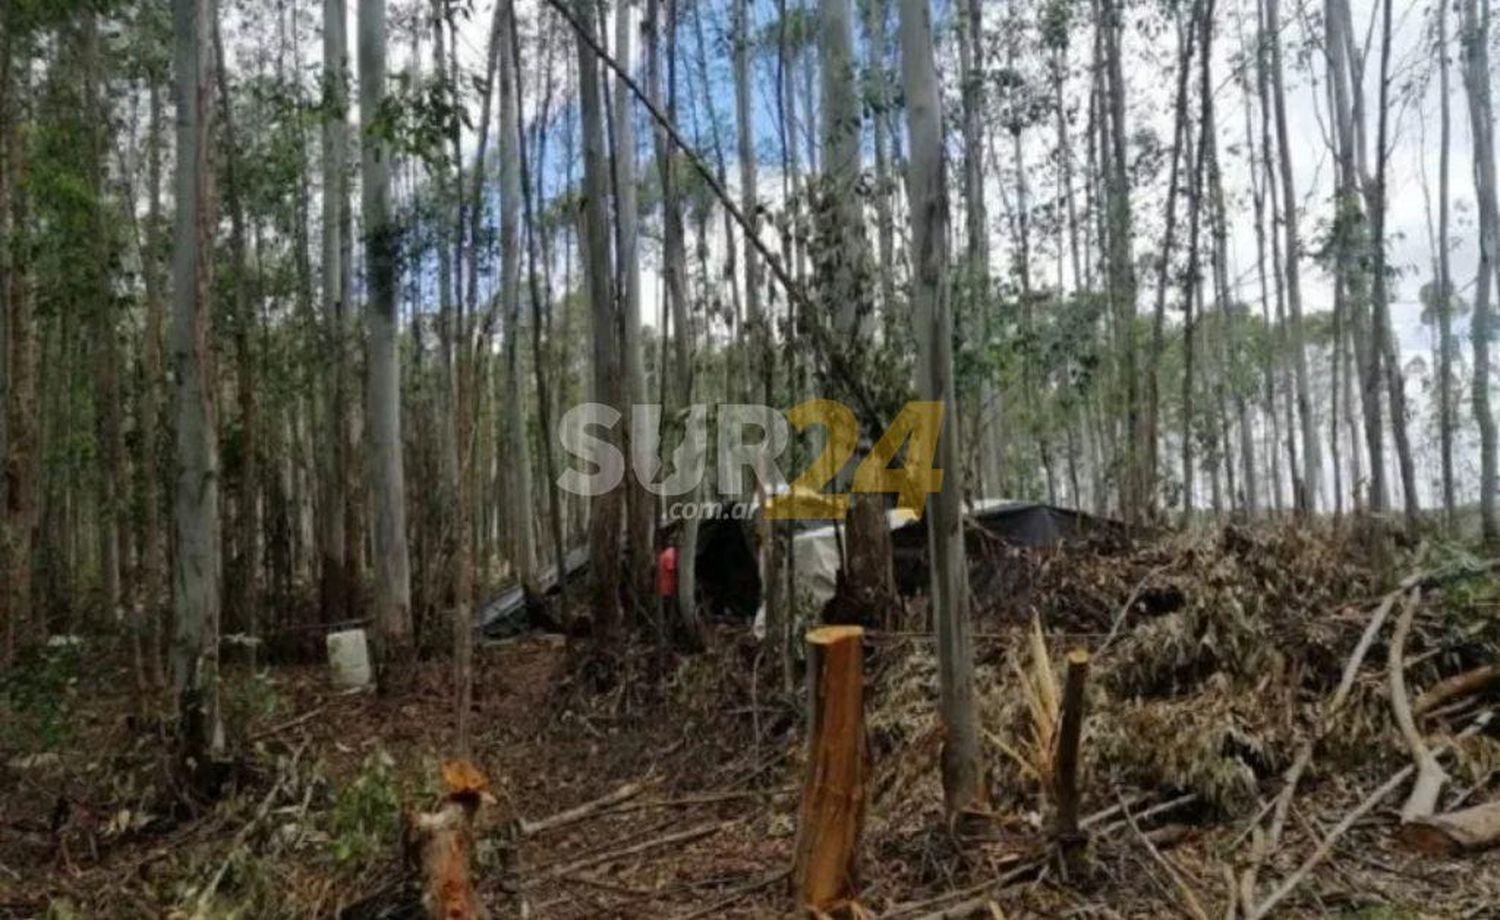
left=404, top=760, right=494, bottom=920
left=792, top=625, right=868, bottom=913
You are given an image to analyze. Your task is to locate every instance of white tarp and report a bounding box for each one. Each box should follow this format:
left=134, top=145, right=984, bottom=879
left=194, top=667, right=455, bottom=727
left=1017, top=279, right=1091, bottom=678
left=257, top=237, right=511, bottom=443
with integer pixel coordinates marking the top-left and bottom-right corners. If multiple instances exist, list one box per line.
left=753, top=505, right=920, bottom=638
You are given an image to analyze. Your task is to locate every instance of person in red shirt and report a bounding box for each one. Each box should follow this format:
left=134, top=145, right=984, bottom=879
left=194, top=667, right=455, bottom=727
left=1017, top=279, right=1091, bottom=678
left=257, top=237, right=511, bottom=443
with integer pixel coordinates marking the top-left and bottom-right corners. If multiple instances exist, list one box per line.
left=656, top=544, right=679, bottom=600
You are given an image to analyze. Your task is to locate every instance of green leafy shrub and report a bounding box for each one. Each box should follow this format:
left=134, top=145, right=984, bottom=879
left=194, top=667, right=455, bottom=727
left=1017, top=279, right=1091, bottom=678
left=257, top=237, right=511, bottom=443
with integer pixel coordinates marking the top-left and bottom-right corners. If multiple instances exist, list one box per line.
left=0, top=639, right=84, bottom=751
left=328, top=751, right=400, bottom=868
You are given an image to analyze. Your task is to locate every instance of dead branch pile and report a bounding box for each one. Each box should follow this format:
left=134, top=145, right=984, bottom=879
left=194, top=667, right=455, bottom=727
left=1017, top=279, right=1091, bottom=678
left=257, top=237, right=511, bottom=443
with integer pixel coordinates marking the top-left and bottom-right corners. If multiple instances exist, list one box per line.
left=855, top=523, right=1500, bottom=916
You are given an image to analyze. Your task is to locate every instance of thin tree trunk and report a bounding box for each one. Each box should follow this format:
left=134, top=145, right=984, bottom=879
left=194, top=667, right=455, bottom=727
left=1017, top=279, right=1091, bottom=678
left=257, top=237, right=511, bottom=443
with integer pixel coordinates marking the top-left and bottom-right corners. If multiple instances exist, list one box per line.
left=1461, top=0, right=1499, bottom=543
left=359, top=0, right=415, bottom=682
left=1148, top=5, right=1196, bottom=515
left=1438, top=0, right=1457, bottom=530
left=864, top=0, right=897, bottom=317
left=1244, top=44, right=1283, bottom=512
left=575, top=0, right=624, bottom=636
left=821, top=0, right=893, bottom=612
left=501, top=0, right=539, bottom=601
left=1369, top=0, right=1419, bottom=527
left=320, top=0, right=353, bottom=623
left=1200, top=15, right=1256, bottom=515
left=648, top=0, right=702, bottom=646
left=171, top=0, right=224, bottom=766
left=212, top=9, right=260, bottom=646
left=898, top=0, right=983, bottom=820
left=141, top=81, right=167, bottom=685
left=1181, top=22, right=1210, bottom=522
left=613, top=0, right=653, bottom=622
left=515, top=13, right=565, bottom=591
left=1256, top=0, right=1300, bottom=514
left=957, top=0, right=1002, bottom=499
left=3, top=37, right=38, bottom=665
left=79, top=17, right=126, bottom=629
left=1267, top=0, right=1321, bottom=513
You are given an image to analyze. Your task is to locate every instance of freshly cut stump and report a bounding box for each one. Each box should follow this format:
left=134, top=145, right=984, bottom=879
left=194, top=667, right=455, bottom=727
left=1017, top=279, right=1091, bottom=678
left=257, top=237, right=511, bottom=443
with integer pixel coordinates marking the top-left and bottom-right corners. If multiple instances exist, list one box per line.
left=792, top=625, right=868, bottom=912
left=1054, top=648, right=1091, bottom=871
left=405, top=760, right=492, bottom=920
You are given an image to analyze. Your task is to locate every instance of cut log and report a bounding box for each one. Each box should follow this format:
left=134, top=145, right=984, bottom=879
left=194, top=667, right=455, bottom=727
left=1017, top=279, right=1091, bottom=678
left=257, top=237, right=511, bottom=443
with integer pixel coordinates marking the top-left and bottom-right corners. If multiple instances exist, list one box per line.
left=792, top=625, right=868, bottom=912
left=1399, top=801, right=1500, bottom=854
left=1414, top=664, right=1500, bottom=717
left=1052, top=649, right=1090, bottom=874
left=404, top=760, right=494, bottom=920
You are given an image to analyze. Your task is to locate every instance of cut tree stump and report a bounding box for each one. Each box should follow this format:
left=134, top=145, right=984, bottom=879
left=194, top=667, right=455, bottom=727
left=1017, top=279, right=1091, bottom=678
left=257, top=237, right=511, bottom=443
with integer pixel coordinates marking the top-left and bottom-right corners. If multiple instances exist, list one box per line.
left=1053, top=649, right=1090, bottom=875
left=792, top=625, right=868, bottom=913
left=404, top=760, right=494, bottom=920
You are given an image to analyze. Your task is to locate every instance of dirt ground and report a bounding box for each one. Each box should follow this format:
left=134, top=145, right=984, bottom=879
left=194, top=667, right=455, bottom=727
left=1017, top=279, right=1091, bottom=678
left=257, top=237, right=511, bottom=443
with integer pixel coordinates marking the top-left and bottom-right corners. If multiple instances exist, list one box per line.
left=5, top=526, right=1500, bottom=918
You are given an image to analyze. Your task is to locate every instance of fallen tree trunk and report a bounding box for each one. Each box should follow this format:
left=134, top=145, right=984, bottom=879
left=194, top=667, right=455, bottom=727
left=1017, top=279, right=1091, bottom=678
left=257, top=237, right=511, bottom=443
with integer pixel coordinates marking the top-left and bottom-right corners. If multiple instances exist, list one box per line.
left=1389, top=592, right=1447, bottom=821
left=792, top=625, right=868, bottom=912
left=404, top=760, right=493, bottom=920
left=1399, top=801, right=1500, bottom=854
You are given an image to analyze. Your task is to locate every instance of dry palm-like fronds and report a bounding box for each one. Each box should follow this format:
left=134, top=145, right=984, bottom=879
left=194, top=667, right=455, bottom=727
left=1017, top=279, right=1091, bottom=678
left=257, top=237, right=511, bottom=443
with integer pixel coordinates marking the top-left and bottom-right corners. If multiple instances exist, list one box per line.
left=989, top=615, right=1061, bottom=791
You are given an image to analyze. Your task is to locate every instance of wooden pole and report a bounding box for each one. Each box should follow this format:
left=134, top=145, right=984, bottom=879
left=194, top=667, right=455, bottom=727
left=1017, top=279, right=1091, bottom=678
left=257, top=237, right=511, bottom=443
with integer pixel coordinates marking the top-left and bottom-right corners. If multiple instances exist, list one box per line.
left=793, top=625, right=867, bottom=911
left=1053, top=649, right=1090, bottom=873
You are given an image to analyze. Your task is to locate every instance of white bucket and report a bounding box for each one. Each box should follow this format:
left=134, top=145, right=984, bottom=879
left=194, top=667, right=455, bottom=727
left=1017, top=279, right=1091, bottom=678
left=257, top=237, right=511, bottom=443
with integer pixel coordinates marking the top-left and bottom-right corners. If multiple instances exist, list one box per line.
left=326, top=628, right=372, bottom=689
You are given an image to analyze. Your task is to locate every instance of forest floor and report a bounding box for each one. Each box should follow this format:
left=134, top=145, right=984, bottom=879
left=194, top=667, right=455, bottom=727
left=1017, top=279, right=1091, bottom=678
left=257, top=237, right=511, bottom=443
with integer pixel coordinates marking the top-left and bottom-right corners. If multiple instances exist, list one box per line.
left=5, top=522, right=1500, bottom=918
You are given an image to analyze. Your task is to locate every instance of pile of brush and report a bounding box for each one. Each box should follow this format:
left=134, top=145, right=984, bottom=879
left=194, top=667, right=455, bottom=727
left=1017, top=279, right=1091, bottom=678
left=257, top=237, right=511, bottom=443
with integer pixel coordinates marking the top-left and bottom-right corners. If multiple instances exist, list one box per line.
left=856, top=522, right=1500, bottom=915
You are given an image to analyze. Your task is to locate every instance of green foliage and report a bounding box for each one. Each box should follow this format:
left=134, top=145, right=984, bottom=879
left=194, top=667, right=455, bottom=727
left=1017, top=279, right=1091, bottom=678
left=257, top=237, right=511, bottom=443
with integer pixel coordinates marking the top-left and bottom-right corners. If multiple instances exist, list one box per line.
left=0, top=640, right=84, bottom=752
left=370, top=67, right=472, bottom=166
left=222, top=669, right=286, bottom=731
left=327, top=751, right=401, bottom=868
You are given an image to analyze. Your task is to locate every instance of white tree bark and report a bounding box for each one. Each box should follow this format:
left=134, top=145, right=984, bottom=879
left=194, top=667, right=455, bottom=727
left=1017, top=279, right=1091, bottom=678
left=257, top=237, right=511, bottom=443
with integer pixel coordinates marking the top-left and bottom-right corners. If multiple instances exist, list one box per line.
left=1461, top=0, right=1500, bottom=543
left=358, top=0, right=414, bottom=676
left=500, top=0, right=537, bottom=596
left=320, top=0, right=352, bottom=616
left=1267, top=0, right=1322, bottom=513
left=957, top=0, right=1003, bottom=499
left=614, top=0, right=654, bottom=615
left=898, top=0, right=983, bottom=820
left=171, top=0, right=224, bottom=761
left=576, top=0, right=624, bottom=635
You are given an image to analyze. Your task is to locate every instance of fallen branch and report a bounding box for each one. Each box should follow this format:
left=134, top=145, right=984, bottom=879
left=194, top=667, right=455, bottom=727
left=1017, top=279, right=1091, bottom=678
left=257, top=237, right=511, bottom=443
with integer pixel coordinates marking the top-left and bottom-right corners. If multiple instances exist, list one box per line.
left=516, top=781, right=645, bottom=836
left=886, top=792, right=1199, bottom=919
left=1118, top=795, right=1210, bottom=920
left=605, top=786, right=796, bottom=816
left=246, top=704, right=328, bottom=742
left=1414, top=664, right=1500, bottom=718
left=1388, top=592, right=1447, bottom=821
left=543, top=820, right=727, bottom=878
left=1244, top=709, right=1494, bottom=918
left=673, top=868, right=791, bottom=920
left=1099, top=563, right=1172, bottom=654
left=1244, top=765, right=1412, bottom=920
left=196, top=745, right=304, bottom=911
left=1399, top=800, right=1500, bottom=854
left=1238, top=573, right=1424, bottom=906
